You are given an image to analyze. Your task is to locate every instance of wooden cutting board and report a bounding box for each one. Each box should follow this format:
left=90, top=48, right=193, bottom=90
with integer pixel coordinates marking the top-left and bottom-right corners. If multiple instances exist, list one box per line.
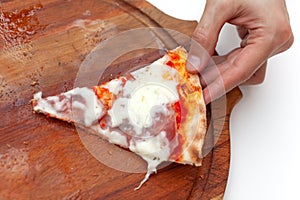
left=0, top=0, right=242, bottom=199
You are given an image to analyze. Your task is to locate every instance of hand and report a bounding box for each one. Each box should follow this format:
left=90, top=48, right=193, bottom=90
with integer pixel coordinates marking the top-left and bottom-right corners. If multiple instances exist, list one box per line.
left=187, top=0, right=293, bottom=104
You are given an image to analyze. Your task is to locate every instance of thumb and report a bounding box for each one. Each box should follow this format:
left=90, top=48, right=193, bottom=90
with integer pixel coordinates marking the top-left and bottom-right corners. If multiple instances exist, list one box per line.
left=187, top=1, right=230, bottom=73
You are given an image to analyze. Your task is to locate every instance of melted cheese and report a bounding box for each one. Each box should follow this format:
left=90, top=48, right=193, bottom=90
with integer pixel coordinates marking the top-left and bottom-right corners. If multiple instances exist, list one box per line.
left=33, top=88, right=105, bottom=126
left=102, top=78, right=123, bottom=95
left=108, top=63, right=179, bottom=135
left=108, top=98, right=129, bottom=127
left=109, top=131, right=128, bottom=147
left=129, top=131, right=171, bottom=190
left=128, top=84, right=178, bottom=131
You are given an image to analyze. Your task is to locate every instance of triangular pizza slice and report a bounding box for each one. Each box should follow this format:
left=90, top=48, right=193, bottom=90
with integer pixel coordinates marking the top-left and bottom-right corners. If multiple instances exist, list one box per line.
left=32, top=47, right=207, bottom=189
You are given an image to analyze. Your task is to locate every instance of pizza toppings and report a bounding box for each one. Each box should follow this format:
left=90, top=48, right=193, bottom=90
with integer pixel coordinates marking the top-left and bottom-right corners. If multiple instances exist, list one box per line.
left=33, top=87, right=105, bottom=126
left=32, top=46, right=207, bottom=189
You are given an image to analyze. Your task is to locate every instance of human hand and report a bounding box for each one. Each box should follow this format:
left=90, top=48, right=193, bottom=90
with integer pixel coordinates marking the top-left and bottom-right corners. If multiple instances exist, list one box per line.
left=187, top=0, right=293, bottom=104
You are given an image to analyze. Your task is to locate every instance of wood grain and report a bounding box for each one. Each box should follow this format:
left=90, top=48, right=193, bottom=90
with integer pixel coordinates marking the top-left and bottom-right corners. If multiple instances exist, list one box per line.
left=0, top=1, right=242, bottom=199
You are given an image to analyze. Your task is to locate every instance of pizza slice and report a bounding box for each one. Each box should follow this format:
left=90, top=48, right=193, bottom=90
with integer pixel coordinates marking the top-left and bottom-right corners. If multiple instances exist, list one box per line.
left=32, top=46, right=207, bottom=189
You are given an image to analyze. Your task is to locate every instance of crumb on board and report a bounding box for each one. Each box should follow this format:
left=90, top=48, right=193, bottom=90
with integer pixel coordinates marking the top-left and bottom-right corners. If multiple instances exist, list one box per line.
left=30, top=81, right=39, bottom=86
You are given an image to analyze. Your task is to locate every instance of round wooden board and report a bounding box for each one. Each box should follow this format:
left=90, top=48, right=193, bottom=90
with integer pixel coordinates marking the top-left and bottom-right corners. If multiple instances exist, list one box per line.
left=0, top=1, right=242, bottom=199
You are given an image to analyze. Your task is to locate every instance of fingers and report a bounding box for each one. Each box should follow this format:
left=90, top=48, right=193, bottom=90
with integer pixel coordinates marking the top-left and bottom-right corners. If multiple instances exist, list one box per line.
left=203, top=44, right=269, bottom=103
left=200, top=48, right=241, bottom=88
left=201, top=57, right=267, bottom=91
left=186, top=0, right=233, bottom=73
left=202, top=30, right=292, bottom=103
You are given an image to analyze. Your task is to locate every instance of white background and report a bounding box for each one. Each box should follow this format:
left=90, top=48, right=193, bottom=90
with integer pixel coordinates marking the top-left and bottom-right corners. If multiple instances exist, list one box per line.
left=148, top=0, right=300, bottom=199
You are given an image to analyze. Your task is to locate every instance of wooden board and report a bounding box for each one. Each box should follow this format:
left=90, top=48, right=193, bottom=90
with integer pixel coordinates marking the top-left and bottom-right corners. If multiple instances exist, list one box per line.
left=0, top=1, right=242, bottom=199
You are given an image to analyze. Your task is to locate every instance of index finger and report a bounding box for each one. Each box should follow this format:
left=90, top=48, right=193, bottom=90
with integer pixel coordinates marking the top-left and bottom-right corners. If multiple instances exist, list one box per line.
left=186, top=0, right=232, bottom=73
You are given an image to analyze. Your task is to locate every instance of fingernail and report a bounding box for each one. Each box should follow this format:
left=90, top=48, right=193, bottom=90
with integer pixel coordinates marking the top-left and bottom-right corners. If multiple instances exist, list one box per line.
left=187, top=55, right=201, bottom=72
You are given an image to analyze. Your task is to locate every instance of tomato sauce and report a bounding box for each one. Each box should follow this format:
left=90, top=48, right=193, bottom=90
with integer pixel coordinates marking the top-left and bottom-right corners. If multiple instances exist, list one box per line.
left=170, top=133, right=184, bottom=162
left=94, top=86, right=114, bottom=110
left=99, top=117, right=107, bottom=129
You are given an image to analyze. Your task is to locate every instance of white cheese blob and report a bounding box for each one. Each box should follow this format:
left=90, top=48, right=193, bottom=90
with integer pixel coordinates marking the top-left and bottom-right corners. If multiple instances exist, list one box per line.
left=128, top=83, right=178, bottom=129
left=123, top=63, right=179, bottom=98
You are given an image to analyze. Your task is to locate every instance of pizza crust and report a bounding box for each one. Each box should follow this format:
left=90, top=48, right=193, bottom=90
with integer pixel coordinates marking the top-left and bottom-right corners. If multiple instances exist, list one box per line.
left=157, top=46, right=207, bottom=166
